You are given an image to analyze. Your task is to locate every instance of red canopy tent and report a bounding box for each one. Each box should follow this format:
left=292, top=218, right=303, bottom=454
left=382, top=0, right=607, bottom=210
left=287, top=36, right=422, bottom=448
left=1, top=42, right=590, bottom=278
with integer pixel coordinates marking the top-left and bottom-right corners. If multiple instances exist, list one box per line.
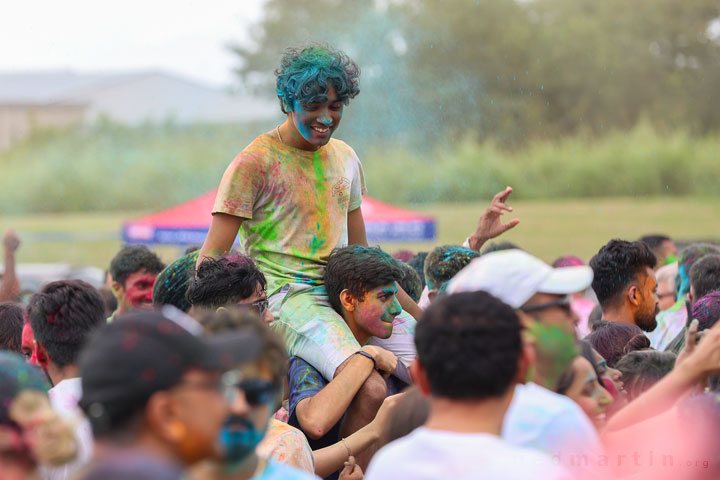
left=123, top=189, right=435, bottom=245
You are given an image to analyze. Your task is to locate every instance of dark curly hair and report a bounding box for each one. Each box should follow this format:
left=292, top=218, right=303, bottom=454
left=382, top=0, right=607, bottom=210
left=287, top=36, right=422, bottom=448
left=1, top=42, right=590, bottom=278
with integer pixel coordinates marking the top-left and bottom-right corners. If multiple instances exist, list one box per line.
left=416, top=291, right=521, bottom=399
left=589, top=239, right=657, bottom=308
left=397, top=262, right=423, bottom=303
left=153, top=250, right=199, bottom=313
left=109, top=246, right=165, bottom=287
left=423, top=245, right=479, bottom=291
left=0, top=303, right=23, bottom=352
left=275, top=44, right=360, bottom=114
left=406, top=252, right=428, bottom=289
left=186, top=254, right=267, bottom=309
left=324, top=245, right=404, bottom=315
left=28, top=280, right=106, bottom=367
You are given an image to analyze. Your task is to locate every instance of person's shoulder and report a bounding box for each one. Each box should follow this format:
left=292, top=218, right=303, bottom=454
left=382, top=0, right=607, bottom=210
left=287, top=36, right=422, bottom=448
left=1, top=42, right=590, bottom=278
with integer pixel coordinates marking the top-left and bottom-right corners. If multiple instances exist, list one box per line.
left=231, top=134, right=276, bottom=164
left=327, top=138, right=360, bottom=159
left=512, top=382, right=576, bottom=415
left=505, top=383, right=600, bottom=446
left=266, top=418, right=307, bottom=440
left=364, top=434, right=420, bottom=480
left=258, top=459, right=319, bottom=480
left=507, top=453, right=572, bottom=480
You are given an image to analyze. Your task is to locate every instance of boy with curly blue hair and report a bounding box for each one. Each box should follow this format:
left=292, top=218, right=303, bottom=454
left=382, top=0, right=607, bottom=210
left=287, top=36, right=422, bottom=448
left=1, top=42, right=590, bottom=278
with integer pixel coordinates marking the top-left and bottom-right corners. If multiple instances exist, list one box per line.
left=199, top=44, right=418, bottom=390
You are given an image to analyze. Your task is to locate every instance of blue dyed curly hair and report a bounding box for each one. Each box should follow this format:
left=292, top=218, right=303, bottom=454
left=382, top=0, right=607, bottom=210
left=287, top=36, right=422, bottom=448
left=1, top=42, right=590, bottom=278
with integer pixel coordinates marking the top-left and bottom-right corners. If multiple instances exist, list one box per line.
left=275, top=44, right=360, bottom=114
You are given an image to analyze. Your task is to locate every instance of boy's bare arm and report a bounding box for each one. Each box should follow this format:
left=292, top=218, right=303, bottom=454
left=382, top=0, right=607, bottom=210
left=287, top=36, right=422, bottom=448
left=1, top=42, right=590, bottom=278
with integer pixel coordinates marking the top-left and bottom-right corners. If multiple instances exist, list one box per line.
left=196, top=213, right=244, bottom=267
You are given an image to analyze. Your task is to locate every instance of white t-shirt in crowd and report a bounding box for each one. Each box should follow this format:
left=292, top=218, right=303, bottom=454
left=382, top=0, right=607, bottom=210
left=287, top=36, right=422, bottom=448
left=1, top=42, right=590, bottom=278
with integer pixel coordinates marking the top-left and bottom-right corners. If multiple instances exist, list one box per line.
left=46, top=377, right=93, bottom=480
left=503, top=382, right=604, bottom=473
left=365, top=427, right=571, bottom=480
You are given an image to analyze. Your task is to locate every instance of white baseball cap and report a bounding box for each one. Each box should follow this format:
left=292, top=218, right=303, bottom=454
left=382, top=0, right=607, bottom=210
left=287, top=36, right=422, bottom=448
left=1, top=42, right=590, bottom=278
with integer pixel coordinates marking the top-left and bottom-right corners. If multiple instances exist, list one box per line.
left=446, top=249, right=593, bottom=308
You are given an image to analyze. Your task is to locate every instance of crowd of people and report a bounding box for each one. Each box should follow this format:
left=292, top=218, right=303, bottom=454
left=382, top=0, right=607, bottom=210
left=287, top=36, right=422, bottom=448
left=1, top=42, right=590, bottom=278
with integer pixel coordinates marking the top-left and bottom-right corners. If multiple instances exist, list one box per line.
left=1, top=44, right=720, bottom=480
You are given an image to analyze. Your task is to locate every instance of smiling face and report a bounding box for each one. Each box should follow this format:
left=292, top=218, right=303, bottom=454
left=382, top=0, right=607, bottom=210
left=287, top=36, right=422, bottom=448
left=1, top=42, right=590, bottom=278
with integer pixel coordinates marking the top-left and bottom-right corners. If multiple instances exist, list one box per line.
left=565, top=356, right=613, bottom=429
left=290, top=84, right=343, bottom=150
left=350, top=283, right=402, bottom=344
left=114, top=269, right=157, bottom=313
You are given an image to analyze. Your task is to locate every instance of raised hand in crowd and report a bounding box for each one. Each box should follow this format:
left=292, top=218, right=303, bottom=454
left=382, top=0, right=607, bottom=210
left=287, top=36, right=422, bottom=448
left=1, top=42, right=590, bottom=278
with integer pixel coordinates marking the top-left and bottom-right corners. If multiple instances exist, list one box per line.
left=467, top=186, right=520, bottom=252
left=0, top=228, right=21, bottom=302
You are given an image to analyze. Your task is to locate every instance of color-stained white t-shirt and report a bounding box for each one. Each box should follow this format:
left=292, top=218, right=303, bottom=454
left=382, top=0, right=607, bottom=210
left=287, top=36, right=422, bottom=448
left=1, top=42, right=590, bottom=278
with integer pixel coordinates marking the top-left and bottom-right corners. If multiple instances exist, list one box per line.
left=365, top=427, right=571, bottom=480
left=503, top=382, right=604, bottom=475
left=46, top=377, right=93, bottom=480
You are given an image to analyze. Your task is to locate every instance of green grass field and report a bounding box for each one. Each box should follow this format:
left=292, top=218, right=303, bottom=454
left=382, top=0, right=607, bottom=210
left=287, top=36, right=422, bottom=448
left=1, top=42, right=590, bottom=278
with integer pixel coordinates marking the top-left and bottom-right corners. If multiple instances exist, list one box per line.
left=1, top=196, right=719, bottom=269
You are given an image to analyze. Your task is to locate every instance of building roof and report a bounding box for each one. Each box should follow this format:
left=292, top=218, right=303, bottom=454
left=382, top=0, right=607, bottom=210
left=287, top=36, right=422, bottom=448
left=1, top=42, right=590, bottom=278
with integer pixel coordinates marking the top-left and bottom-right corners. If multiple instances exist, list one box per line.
left=0, top=70, right=277, bottom=123
left=0, top=70, right=147, bottom=104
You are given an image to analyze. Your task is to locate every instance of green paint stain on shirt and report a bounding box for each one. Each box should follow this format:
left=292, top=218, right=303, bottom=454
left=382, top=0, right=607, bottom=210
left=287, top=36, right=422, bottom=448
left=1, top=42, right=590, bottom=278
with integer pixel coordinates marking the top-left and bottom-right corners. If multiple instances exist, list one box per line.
left=311, top=151, right=327, bottom=253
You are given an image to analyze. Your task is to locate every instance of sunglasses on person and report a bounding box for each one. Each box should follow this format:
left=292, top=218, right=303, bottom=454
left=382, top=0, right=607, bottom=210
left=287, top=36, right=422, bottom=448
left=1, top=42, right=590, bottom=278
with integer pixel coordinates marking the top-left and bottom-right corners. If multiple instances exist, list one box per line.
left=219, top=298, right=269, bottom=317
left=242, top=298, right=269, bottom=317
left=221, top=370, right=279, bottom=406
left=520, top=296, right=573, bottom=315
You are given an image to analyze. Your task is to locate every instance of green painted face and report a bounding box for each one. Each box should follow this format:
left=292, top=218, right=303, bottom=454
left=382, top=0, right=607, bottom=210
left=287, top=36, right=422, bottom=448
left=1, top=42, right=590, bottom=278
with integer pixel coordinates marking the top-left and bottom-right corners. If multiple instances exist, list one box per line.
left=527, top=322, right=578, bottom=388
left=354, top=283, right=402, bottom=342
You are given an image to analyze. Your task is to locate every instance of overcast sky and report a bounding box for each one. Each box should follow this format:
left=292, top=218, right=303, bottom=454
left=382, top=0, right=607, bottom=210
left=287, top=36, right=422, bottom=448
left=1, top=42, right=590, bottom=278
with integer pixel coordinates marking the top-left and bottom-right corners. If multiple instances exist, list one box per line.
left=0, top=0, right=265, bottom=87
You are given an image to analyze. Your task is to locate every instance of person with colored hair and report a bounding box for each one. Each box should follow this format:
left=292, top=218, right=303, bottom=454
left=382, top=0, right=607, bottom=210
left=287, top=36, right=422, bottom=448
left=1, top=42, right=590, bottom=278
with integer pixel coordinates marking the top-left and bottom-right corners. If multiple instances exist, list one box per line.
left=365, top=291, right=570, bottom=480
left=197, top=44, right=419, bottom=412
left=692, top=290, right=720, bottom=332
left=648, top=244, right=720, bottom=350
left=108, top=245, right=165, bottom=321
left=193, top=259, right=399, bottom=479
left=589, top=239, right=659, bottom=332
left=423, top=245, right=479, bottom=303
left=28, top=280, right=107, bottom=479
left=152, top=250, right=199, bottom=313
left=287, top=245, right=405, bottom=473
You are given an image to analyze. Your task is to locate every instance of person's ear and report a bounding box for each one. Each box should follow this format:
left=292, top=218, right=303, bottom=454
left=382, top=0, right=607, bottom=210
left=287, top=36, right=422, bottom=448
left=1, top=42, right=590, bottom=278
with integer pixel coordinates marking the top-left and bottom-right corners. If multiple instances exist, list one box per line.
left=427, top=290, right=437, bottom=303
left=409, top=359, right=432, bottom=396
left=111, top=281, right=123, bottom=298
left=339, top=289, right=356, bottom=312
left=146, top=391, right=184, bottom=444
left=627, top=285, right=640, bottom=307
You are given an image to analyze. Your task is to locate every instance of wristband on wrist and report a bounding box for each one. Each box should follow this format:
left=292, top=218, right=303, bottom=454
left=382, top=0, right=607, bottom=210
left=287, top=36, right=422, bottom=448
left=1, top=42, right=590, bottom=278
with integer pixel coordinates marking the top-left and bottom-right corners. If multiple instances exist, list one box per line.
left=354, top=350, right=377, bottom=369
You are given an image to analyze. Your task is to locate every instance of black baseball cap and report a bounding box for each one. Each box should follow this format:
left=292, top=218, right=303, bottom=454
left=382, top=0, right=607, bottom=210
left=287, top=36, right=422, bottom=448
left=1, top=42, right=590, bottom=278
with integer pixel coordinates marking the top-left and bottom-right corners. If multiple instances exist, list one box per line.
left=78, top=310, right=260, bottom=434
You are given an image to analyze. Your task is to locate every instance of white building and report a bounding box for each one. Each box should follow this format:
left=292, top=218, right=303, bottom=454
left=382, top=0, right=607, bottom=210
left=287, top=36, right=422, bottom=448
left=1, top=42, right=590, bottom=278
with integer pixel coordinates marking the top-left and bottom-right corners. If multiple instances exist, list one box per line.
left=0, top=70, right=276, bottom=149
